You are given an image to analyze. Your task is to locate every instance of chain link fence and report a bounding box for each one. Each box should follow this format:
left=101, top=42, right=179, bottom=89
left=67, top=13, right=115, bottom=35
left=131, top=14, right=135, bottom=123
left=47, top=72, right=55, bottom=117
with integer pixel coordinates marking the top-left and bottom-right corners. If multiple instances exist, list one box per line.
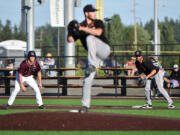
left=0, top=43, right=180, bottom=69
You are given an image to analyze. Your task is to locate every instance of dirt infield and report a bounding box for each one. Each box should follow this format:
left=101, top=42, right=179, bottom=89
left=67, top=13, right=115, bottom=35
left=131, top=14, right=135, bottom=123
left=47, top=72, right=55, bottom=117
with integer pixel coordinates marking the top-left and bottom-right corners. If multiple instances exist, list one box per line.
left=0, top=111, right=180, bottom=131
left=0, top=97, right=180, bottom=131
left=1, top=104, right=180, bottom=110
left=1, top=96, right=180, bottom=100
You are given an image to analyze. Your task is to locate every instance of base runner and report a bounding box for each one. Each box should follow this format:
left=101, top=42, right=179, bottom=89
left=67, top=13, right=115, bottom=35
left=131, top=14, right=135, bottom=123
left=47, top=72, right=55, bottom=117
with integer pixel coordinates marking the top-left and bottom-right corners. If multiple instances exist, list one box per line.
left=6, top=51, right=44, bottom=109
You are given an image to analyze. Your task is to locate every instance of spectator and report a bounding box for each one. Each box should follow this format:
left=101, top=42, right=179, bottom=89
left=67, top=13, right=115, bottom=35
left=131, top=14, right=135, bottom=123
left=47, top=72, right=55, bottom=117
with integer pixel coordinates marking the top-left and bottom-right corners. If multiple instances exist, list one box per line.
left=43, top=53, right=55, bottom=68
left=6, top=60, right=15, bottom=76
left=43, top=53, right=56, bottom=77
left=164, top=64, right=180, bottom=95
left=125, top=57, right=138, bottom=76
left=0, top=60, right=4, bottom=84
left=105, top=55, right=120, bottom=76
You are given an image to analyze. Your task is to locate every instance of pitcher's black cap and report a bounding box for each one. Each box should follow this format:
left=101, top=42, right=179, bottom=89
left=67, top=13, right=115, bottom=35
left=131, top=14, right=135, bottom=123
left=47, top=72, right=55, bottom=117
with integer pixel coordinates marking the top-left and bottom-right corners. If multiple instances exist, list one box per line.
left=83, top=4, right=98, bottom=13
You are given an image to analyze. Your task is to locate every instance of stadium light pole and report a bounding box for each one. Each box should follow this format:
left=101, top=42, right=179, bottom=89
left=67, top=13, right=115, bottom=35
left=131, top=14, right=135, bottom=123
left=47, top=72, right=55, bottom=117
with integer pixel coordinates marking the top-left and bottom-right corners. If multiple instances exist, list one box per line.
left=154, top=0, right=161, bottom=56
left=64, top=0, right=75, bottom=76
left=22, top=5, right=31, bottom=53
left=21, top=0, right=35, bottom=52
left=26, top=0, right=35, bottom=52
left=154, top=0, right=165, bottom=55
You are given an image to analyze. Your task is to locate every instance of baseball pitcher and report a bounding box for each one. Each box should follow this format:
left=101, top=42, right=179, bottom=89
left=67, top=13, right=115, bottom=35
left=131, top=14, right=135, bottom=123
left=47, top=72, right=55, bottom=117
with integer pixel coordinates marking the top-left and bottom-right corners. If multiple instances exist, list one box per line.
left=67, top=4, right=111, bottom=113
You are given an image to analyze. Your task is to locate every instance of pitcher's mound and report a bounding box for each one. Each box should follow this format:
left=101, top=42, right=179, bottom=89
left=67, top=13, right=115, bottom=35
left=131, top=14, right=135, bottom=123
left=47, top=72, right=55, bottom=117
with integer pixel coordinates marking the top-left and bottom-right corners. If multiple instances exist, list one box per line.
left=0, top=111, right=180, bottom=130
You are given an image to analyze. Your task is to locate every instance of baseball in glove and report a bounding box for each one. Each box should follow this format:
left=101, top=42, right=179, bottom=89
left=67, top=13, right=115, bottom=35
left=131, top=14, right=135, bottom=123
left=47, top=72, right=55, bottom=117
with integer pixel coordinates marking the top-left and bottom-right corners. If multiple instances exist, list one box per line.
left=68, top=20, right=80, bottom=38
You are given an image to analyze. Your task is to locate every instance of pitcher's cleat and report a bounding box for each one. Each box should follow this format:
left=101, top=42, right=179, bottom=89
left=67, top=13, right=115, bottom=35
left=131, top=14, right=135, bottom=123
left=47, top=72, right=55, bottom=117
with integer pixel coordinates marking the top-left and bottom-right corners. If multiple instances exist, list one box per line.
left=141, top=104, right=152, bottom=109
left=39, top=105, right=45, bottom=109
left=79, top=106, right=88, bottom=113
left=5, top=104, right=11, bottom=109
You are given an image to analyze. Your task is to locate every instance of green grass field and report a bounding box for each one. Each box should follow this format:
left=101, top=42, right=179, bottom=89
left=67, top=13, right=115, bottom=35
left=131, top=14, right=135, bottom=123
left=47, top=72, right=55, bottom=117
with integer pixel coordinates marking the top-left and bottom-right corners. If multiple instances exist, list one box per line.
left=0, top=98, right=180, bottom=135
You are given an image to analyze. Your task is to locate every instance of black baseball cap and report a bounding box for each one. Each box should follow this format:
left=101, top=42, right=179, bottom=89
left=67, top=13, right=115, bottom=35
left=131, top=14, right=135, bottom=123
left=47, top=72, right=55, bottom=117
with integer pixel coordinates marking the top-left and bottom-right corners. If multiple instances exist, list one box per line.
left=135, top=51, right=142, bottom=57
left=83, top=4, right=98, bottom=13
left=28, top=51, right=36, bottom=58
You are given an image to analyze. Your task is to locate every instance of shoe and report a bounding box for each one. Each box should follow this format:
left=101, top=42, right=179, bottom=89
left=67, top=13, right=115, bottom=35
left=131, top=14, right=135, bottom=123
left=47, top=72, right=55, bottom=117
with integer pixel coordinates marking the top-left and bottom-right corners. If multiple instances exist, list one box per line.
left=154, top=93, right=159, bottom=98
left=141, top=104, right=152, bottom=109
left=168, top=104, right=175, bottom=109
left=39, top=105, right=45, bottom=109
left=85, top=65, right=96, bottom=74
left=79, top=106, right=88, bottom=113
left=6, top=104, right=10, bottom=109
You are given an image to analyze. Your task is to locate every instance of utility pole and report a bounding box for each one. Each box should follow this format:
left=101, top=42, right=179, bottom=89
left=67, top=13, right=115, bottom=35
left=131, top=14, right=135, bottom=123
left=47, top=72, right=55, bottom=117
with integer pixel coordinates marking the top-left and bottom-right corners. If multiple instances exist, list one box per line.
left=134, top=0, right=137, bottom=49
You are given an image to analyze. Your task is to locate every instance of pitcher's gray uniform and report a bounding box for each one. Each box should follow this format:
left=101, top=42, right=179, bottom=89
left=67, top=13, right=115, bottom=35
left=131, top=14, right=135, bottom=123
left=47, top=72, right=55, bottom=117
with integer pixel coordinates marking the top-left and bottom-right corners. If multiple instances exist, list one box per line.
left=135, top=51, right=175, bottom=108
left=67, top=4, right=110, bottom=112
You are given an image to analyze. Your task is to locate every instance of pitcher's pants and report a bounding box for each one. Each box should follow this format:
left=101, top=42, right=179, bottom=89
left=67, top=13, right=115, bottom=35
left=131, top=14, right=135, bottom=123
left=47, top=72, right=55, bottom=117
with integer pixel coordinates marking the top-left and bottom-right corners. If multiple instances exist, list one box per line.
left=82, top=35, right=110, bottom=108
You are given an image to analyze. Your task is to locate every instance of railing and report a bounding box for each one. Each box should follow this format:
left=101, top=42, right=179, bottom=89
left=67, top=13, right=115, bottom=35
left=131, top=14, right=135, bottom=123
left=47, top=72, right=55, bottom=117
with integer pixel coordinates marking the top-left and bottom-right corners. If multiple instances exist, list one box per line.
left=0, top=67, right=140, bottom=96
left=0, top=67, right=179, bottom=96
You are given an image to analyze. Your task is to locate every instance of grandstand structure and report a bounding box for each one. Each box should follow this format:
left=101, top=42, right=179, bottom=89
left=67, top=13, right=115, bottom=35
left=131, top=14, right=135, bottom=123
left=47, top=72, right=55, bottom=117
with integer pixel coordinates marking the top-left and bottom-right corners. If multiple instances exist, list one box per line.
left=0, top=40, right=41, bottom=68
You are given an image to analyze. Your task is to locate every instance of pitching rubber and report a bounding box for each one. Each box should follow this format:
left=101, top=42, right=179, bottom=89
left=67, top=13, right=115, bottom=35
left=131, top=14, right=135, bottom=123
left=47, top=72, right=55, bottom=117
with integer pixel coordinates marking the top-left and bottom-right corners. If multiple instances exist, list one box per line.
left=69, top=109, right=79, bottom=113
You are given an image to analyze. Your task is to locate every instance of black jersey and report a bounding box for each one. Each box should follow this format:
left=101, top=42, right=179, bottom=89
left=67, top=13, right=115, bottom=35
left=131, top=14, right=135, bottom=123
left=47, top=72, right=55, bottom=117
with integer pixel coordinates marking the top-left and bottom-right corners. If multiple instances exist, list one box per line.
left=76, top=19, right=109, bottom=50
left=170, top=70, right=180, bottom=82
left=135, top=57, right=159, bottom=76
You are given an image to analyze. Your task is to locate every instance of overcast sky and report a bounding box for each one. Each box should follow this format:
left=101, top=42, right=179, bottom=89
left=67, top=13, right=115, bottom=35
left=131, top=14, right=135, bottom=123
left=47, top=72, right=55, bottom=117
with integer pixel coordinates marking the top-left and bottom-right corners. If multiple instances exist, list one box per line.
left=0, top=0, right=179, bottom=27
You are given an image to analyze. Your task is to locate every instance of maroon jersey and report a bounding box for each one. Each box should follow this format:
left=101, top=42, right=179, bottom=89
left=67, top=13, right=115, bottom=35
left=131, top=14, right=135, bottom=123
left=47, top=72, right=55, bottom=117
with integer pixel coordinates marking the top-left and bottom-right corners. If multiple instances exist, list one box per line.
left=19, top=60, right=41, bottom=77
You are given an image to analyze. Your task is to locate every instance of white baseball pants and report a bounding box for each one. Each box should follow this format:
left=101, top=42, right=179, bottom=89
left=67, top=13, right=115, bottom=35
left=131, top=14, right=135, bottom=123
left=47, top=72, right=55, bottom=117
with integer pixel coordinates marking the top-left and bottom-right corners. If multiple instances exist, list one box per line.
left=8, top=73, right=43, bottom=106
left=82, top=35, right=111, bottom=108
left=145, top=71, right=173, bottom=105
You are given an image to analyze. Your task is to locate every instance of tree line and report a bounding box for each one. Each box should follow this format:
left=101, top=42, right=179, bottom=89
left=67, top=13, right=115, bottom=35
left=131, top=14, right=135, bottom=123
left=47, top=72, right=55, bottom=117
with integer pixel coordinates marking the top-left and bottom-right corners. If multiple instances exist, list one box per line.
left=0, top=14, right=180, bottom=57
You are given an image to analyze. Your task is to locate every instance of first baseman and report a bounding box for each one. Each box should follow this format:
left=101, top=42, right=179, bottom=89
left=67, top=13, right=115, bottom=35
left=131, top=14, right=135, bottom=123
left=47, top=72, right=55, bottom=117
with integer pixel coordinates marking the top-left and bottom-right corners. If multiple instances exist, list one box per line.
left=67, top=4, right=111, bottom=112
left=6, top=51, right=44, bottom=109
left=135, top=50, right=175, bottom=109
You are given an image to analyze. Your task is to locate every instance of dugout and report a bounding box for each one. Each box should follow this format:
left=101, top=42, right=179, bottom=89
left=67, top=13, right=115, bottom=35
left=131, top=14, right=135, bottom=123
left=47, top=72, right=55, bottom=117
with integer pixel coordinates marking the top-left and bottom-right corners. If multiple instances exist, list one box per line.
left=0, top=40, right=41, bottom=68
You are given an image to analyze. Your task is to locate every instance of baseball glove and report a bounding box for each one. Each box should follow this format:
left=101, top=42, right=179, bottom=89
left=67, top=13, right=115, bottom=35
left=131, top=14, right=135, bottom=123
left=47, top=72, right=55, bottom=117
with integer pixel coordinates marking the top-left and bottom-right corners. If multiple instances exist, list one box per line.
left=68, top=20, right=80, bottom=38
